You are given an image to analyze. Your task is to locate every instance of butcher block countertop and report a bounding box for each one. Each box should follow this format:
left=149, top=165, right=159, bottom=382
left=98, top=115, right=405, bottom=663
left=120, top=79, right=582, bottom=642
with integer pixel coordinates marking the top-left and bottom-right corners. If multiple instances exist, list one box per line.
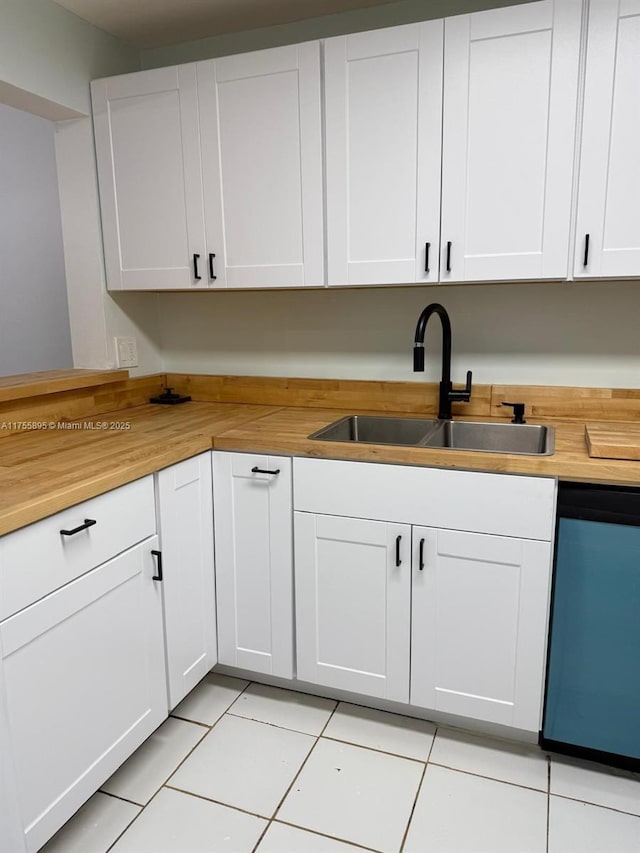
left=1, top=370, right=640, bottom=536
left=0, top=402, right=277, bottom=535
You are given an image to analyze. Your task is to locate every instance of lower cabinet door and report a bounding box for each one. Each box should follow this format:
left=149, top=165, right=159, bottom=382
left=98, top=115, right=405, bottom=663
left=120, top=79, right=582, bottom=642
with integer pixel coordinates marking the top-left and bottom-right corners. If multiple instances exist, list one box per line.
left=411, top=527, right=552, bottom=732
left=295, top=512, right=411, bottom=702
left=156, top=453, right=217, bottom=709
left=0, top=537, right=167, bottom=853
left=213, top=453, right=293, bottom=678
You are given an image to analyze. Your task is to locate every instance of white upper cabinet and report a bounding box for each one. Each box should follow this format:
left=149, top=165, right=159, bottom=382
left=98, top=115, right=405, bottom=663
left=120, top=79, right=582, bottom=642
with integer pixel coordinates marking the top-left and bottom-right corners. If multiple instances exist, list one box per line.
left=197, top=43, right=324, bottom=287
left=91, top=1, right=598, bottom=290
left=92, top=66, right=207, bottom=290
left=574, top=0, right=640, bottom=278
left=440, top=0, right=582, bottom=282
left=93, top=44, right=323, bottom=291
left=324, top=23, right=443, bottom=285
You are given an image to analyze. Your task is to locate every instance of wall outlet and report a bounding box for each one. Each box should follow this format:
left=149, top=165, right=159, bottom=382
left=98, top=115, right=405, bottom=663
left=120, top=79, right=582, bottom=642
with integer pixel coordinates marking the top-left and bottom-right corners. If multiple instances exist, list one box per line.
left=114, top=336, right=138, bottom=368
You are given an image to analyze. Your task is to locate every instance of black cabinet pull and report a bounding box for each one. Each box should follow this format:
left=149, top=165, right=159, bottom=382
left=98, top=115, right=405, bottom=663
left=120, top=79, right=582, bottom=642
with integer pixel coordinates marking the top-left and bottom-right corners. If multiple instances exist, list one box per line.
left=209, top=252, right=217, bottom=281
left=419, top=538, right=425, bottom=571
left=151, top=549, right=163, bottom=582
left=193, top=253, right=201, bottom=280
left=395, top=535, right=402, bottom=567
left=446, top=241, right=452, bottom=273
left=251, top=466, right=281, bottom=475
left=60, top=518, right=96, bottom=536
left=424, top=242, right=431, bottom=273
left=583, top=233, right=590, bottom=267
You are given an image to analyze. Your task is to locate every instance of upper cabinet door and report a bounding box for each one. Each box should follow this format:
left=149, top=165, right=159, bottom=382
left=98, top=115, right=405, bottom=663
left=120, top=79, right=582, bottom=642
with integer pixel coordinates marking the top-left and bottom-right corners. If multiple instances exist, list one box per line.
left=574, top=0, right=640, bottom=278
left=92, top=66, right=207, bottom=290
left=197, top=43, right=324, bottom=288
left=440, top=1, right=582, bottom=282
left=325, top=23, right=443, bottom=286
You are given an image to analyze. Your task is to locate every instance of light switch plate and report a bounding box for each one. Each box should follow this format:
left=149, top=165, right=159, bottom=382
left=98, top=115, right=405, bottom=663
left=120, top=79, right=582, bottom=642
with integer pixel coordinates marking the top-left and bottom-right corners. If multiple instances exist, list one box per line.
left=114, top=336, right=138, bottom=368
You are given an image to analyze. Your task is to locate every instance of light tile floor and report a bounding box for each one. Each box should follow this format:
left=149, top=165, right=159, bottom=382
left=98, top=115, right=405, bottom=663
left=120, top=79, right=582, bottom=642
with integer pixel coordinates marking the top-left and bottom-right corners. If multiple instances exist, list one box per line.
left=41, top=673, right=640, bottom=853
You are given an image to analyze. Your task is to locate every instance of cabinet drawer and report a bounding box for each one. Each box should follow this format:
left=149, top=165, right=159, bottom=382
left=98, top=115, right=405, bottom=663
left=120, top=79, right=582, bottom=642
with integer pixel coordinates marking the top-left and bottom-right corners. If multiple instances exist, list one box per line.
left=0, top=476, right=156, bottom=620
left=293, top=458, right=556, bottom=541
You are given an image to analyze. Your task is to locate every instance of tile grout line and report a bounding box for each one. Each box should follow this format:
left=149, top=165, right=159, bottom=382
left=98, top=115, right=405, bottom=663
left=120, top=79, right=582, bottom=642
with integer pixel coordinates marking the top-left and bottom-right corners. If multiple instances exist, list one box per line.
left=99, top=789, right=147, bottom=809
left=250, top=697, right=341, bottom=853
left=549, top=791, right=640, bottom=819
left=319, top=732, right=434, bottom=765
left=227, top=709, right=337, bottom=738
left=272, top=817, right=383, bottom=852
left=164, top=782, right=270, bottom=821
left=168, top=714, right=211, bottom=729
left=104, top=779, right=169, bottom=852
left=398, top=724, right=439, bottom=853
left=426, top=760, right=550, bottom=794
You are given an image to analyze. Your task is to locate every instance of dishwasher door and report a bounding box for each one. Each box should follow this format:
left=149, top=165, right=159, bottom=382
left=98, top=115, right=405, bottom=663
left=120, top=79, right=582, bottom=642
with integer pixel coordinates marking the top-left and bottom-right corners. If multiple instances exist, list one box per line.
left=542, top=482, right=640, bottom=768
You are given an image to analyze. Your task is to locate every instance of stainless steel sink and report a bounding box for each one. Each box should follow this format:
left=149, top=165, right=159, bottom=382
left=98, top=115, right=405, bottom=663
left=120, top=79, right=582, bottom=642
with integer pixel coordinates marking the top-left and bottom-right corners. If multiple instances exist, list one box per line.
left=309, top=414, right=554, bottom=456
left=309, top=415, right=439, bottom=446
left=419, top=420, right=554, bottom=456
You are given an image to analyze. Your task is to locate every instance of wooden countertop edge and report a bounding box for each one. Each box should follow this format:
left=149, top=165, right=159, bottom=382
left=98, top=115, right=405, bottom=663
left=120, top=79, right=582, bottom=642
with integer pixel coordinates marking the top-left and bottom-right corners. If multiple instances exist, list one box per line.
left=211, top=434, right=640, bottom=486
left=0, top=369, right=131, bottom=404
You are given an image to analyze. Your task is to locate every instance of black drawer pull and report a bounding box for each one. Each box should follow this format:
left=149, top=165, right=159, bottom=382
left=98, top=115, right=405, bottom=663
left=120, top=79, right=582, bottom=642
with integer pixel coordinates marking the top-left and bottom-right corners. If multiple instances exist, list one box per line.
left=425, top=242, right=431, bottom=273
left=151, top=549, right=163, bottom=582
left=251, top=466, right=281, bottom=475
left=60, top=518, right=96, bottom=536
left=209, top=252, right=217, bottom=280
left=583, top=233, right=590, bottom=267
left=193, top=253, right=201, bottom=280
left=446, top=241, right=452, bottom=273
left=419, top=537, right=425, bottom=571
left=395, top=535, right=402, bottom=568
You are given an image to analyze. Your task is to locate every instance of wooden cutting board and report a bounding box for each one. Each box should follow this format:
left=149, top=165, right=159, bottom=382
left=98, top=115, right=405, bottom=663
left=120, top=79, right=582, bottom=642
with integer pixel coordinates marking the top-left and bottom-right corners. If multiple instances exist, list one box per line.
left=585, top=423, right=640, bottom=460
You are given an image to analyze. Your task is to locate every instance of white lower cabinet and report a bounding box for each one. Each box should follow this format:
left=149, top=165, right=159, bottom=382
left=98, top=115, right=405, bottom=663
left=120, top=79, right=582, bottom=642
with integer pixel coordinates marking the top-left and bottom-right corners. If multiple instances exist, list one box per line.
left=295, top=512, right=411, bottom=702
left=293, top=458, right=555, bottom=732
left=0, top=537, right=167, bottom=853
left=156, top=453, right=217, bottom=709
left=213, top=452, right=294, bottom=678
left=411, top=527, right=553, bottom=732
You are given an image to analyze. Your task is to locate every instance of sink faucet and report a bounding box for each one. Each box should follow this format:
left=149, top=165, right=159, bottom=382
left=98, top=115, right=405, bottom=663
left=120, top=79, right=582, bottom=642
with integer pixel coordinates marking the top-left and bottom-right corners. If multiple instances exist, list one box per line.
left=413, top=303, right=472, bottom=420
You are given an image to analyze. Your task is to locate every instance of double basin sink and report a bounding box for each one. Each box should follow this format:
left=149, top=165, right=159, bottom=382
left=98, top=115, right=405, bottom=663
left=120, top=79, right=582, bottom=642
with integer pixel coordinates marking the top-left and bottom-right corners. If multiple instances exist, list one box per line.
left=310, top=415, right=554, bottom=456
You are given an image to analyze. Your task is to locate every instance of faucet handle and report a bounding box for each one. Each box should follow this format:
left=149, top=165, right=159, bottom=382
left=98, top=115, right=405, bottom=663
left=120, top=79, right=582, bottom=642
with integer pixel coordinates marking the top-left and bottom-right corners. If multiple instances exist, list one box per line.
left=449, top=370, right=473, bottom=403
left=502, top=401, right=526, bottom=424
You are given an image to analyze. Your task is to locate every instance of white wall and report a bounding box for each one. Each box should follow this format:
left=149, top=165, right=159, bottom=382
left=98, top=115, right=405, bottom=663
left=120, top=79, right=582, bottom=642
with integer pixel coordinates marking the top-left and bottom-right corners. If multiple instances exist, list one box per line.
left=157, top=281, right=640, bottom=388
left=0, top=0, right=156, bottom=377
left=54, top=116, right=163, bottom=376
left=0, top=103, right=73, bottom=375
left=0, top=0, right=139, bottom=117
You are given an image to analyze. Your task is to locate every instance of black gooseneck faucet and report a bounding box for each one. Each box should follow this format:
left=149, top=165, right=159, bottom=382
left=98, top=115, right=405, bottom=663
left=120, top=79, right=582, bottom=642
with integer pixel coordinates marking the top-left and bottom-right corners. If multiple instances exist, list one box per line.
left=413, top=303, right=472, bottom=420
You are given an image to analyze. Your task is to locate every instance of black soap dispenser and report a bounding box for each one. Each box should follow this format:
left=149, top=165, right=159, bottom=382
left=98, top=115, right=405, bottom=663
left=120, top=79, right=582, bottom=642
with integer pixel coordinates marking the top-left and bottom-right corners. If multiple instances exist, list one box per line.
left=149, top=387, right=192, bottom=405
